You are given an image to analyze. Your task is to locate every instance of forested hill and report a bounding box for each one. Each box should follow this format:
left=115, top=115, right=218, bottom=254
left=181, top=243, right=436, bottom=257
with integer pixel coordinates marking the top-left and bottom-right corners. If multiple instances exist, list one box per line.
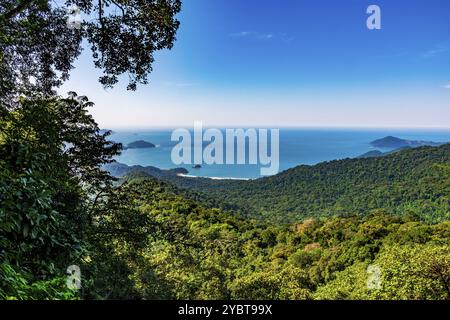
left=88, top=178, right=450, bottom=300
left=163, top=144, right=450, bottom=223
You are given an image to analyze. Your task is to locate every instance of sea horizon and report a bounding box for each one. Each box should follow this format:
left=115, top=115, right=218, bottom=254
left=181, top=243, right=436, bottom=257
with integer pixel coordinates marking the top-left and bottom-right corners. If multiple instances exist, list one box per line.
left=104, top=125, right=450, bottom=132
left=109, top=128, right=450, bottom=179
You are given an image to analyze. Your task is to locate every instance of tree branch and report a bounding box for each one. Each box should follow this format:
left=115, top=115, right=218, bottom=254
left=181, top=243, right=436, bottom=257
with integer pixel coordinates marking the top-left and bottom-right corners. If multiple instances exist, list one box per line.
left=110, top=0, right=125, bottom=17
left=98, top=0, right=104, bottom=27
left=2, top=0, right=34, bottom=20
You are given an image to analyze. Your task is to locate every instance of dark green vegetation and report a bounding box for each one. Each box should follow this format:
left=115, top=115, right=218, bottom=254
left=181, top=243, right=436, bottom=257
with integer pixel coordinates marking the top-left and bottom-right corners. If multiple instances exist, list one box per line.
left=162, top=144, right=450, bottom=224
left=0, top=0, right=180, bottom=299
left=0, top=94, right=120, bottom=299
left=370, top=136, right=442, bottom=148
left=0, top=0, right=181, bottom=106
left=1, top=0, right=449, bottom=300
left=81, top=178, right=450, bottom=299
left=124, top=140, right=156, bottom=149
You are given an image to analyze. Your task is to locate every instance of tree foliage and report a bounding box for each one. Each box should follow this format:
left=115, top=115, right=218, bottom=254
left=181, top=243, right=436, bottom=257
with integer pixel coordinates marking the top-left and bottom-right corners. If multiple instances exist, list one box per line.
left=0, top=0, right=181, bottom=298
left=0, top=93, right=120, bottom=299
left=0, top=0, right=181, bottom=106
left=1, top=0, right=449, bottom=301
left=86, top=177, right=450, bottom=300
left=165, top=144, right=450, bottom=224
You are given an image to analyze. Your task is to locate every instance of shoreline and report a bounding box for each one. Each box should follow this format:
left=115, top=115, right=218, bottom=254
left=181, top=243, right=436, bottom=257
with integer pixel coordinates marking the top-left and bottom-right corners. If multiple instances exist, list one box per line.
left=177, top=173, right=251, bottom=181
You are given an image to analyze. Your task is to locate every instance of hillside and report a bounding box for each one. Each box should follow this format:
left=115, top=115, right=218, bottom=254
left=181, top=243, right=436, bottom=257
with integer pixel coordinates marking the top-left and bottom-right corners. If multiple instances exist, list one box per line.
left=87, top=178, right=450, bottom=300
left=161, top=144, right=450, bottom=223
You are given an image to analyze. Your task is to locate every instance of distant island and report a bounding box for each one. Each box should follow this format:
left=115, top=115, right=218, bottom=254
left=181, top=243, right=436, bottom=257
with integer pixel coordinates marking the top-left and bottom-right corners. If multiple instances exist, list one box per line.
left=358, top=136, right=445, bottom=159
left=370, top=136, right=442, bottom=149
left=103, top=161, right=187, bottom=179
left=123, top=140, right=156, bottom=150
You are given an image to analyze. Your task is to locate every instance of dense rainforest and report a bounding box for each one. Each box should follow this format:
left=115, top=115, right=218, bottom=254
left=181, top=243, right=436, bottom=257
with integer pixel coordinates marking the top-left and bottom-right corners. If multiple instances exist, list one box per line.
left=82, top=177, right=450, bottom=300
left=1, top=0, right=449, bottom=300
left=160, top=144, right=450, bottom=224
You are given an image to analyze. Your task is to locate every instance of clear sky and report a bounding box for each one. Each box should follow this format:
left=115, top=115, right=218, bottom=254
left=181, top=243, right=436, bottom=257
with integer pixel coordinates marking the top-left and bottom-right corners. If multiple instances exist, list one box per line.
left=60, top=0, right=450, bottom=129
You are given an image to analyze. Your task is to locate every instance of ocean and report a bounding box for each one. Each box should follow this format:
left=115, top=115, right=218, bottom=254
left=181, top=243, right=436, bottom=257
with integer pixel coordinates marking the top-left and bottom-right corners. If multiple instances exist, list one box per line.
left=109, top=128, right=450, bottom=179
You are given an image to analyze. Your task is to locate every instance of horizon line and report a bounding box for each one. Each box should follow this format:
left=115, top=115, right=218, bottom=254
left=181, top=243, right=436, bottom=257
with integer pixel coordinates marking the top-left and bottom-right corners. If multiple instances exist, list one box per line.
left=101, top=124, right=450, bottom=131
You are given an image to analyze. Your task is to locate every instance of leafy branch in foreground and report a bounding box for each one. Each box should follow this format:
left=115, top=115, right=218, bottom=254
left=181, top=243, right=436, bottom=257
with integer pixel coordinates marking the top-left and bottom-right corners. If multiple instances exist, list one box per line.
left=0, top=93, right=120, bottom=299
left=0, top=0, right=181, bottom=106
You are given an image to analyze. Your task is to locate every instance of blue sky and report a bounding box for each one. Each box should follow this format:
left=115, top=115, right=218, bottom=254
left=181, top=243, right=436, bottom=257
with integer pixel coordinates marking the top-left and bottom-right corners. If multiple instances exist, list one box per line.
left=61, top=0, right=450, bottom=128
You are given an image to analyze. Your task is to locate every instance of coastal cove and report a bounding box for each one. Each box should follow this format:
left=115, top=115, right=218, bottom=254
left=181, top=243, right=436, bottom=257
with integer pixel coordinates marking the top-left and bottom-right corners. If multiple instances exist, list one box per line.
left=108, top=128, right=450, bottom=179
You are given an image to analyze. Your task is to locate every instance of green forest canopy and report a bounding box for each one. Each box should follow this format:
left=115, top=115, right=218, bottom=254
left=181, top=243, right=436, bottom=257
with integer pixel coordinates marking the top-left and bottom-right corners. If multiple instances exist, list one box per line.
left=1, top=0, right=449, bottom=300
left=162, top=144, right=450, bottom=224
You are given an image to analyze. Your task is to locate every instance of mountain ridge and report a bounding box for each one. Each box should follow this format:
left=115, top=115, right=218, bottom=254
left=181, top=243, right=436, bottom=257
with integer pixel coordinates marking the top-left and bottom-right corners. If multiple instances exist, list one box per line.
left=144, top=143, right=450, bottom=223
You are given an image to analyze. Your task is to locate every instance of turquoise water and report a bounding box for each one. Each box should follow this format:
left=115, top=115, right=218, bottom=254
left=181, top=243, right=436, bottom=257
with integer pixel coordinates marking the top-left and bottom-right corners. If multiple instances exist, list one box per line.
left=110, top=128, right=450, bottom=179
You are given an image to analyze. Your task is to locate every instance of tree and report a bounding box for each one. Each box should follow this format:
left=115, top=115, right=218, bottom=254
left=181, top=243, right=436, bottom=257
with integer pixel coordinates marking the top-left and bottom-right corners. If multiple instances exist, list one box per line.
left=0, top=0, right=181, bottom=300
left=314, top=244, right=450, bottom=300
left=0, top=93, right=120, bottom=298
left=0, top=0, right=181, bottom=107
left=374, top=244, right=450, bottom=300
